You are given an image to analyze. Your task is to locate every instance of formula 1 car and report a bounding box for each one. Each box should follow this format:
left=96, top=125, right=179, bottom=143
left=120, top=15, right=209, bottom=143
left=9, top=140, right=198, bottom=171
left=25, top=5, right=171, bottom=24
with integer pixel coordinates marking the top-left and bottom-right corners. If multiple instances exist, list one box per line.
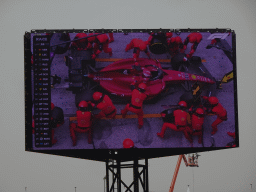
left=86, top=58, right=215, bottom=101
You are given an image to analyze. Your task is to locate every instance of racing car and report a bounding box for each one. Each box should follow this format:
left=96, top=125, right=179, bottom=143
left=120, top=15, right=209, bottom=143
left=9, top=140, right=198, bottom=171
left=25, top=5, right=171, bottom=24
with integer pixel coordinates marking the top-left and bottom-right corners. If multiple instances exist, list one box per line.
left=85, top=58, right=215, bottom=101
left=62, top=36, right=216, bottom=104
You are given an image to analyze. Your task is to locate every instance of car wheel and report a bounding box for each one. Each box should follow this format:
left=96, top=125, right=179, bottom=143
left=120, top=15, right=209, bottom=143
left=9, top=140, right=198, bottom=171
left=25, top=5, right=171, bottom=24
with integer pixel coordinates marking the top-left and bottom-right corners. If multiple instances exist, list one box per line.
left=67, top=49, right=96, bottom=93
left=75, top=89, right=94, bottom=107
left=171, top=53, right=188, bottom=71
left=179, top=91, right=195, bottom=108
left=50, top=33, right=71, bottom=55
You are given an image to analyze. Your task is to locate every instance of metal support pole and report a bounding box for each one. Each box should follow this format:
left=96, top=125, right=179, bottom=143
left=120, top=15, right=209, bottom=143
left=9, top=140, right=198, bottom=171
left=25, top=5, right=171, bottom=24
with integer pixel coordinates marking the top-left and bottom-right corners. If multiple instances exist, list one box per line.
left=117, top=159, right=121, bottom=192
left=110, top=174, right=117, bottom=192
left=143, top=165, right=146, bottom=191
left=104, top=176, right=106, bottom=192
left=134, top=159, right=139, bottom=192
left=138, top=169, right=145, bottom=192
left=145, top=158, right=149, bottom=192
left=106, top=161, right=110, bottom=192
left=112, top=160, right=115, bottom=192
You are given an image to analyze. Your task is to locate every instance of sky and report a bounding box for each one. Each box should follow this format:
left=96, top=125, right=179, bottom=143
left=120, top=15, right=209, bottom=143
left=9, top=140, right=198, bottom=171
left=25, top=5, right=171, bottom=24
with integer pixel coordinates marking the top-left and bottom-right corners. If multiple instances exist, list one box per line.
left=0, top=0, right=256, bottom=192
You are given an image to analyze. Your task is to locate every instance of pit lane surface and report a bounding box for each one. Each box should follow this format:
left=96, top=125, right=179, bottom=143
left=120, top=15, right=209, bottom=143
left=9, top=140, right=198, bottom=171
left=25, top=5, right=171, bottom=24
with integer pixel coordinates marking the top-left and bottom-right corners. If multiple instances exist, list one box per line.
left=32, top=32, right=236, bottom=150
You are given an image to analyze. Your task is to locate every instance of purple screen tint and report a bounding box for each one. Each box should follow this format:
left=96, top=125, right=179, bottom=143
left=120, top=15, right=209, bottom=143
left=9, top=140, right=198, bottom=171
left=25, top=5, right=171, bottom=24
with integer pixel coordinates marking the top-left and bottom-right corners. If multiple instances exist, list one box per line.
left=30, top=31, right=237, bottom=150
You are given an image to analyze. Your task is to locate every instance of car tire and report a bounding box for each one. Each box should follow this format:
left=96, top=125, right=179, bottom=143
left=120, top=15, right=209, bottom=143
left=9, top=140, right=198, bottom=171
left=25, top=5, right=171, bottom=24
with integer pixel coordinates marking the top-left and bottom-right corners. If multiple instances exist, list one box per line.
left=51, top=33, right=71, bottom=55
left=75, top=89, right=94, bottom=107
left=179, top=91, right=194, bottom=108
left=171, top=53, right=188, bottom=71
left=190, top=56, right=202, bottom=66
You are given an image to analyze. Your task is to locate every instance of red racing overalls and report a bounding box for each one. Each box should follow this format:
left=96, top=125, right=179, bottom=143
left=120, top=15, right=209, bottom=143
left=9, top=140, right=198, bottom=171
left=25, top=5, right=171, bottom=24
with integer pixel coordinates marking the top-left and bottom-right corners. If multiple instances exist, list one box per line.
left=121, top=89, right=147, bottom=128
left=167, top=36, right=183, bottom=57
left=108, top=33, right=114, bottom=43
left=92, top=34, right=112, bottom=58
left=125, top=38, right=150, bottom=60
left=94, top=94, right=117, bottom=119
left=181, top=32, right=202, bottom=58
left=227, top=132, right=235, bottom=139
left=190, top=114, right=204, bottom=144
left=70, top=110, right=93, bottom=145
left=157, top=109, right=192, bottom=143
left=71, top=33, right=88, bottom=51
left=226, top=132, right=236, bottom=147
left=211, top=103, right=227, bottom=135
left=87, top=33, right=96, bottom=49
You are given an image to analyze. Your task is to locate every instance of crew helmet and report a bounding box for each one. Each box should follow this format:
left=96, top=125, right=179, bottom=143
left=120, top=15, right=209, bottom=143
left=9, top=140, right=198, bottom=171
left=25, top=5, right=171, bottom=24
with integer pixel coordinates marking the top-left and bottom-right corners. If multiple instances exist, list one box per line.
left=78, top=100, right=88, bottom=108
left=178, top=101, right=187, bottom=108
left=93, top=92, right=103, bottom=101
left=123, top=138, right=134, bottom=149
left=138, top=83, right=147, bottom=90
left=195, top=108, right=204, bottom=115
left=208, top=97, right=219, bottom=105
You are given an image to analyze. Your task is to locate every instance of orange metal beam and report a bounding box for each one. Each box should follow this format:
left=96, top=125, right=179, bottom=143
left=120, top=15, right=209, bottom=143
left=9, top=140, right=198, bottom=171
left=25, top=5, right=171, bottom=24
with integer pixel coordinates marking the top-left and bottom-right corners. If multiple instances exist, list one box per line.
left=169, top=155, right=190, bottom=192
left=169, top=155, right=183, bottom=192
left=70, top=113, right=213, bottom=121
left=182, top=155, right=189, bottom=167
left=69, top=113, right=161, bottom=121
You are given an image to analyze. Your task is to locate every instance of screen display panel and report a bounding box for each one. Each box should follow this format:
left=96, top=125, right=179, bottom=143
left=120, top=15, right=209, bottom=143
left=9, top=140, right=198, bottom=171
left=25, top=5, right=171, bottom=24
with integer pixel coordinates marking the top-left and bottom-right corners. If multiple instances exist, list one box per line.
left=25, top=29, right=238, bottom=161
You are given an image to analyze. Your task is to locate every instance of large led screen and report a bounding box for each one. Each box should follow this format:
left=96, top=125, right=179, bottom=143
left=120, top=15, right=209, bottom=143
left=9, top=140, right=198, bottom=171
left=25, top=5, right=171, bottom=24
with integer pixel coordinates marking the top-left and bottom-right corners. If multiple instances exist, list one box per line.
left=25, top=29, right=238, bottom=160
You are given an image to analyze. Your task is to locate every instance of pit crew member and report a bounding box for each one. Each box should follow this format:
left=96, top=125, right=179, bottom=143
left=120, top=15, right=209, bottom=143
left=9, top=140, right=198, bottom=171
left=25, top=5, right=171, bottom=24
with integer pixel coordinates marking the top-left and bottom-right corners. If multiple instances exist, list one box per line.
left=121, top=83, right=148, bottom=129
left=108, top=33, right=114, bottom=43
left=90, top=92, right=117, bottom=119
left=189, top=107, right=205, bottom=144
left=167, top=36, right=183, bottom=57
left=226, top=132, right=236, bottom=147
left=91, top=33, right=112, bottom=59
left=180, top=32, right=202, bottom=58
left=227, top=131, right=235, bottom=139
left=87, top=33, right=96, bottom=49
left=202, top=96, right=227, bottom=135
left=69, top=101, right=93, bottom=146
left=157, top=101, right=193, bottom=143
left=125, top=38, right=151, bottom=61
left=70, top=33, right=88, bottom=51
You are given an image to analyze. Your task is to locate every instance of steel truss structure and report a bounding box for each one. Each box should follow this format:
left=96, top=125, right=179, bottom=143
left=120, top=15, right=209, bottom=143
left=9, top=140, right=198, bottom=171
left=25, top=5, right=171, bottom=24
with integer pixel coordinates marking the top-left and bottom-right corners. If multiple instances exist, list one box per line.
left=105, top=158, right=149, bottom=192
